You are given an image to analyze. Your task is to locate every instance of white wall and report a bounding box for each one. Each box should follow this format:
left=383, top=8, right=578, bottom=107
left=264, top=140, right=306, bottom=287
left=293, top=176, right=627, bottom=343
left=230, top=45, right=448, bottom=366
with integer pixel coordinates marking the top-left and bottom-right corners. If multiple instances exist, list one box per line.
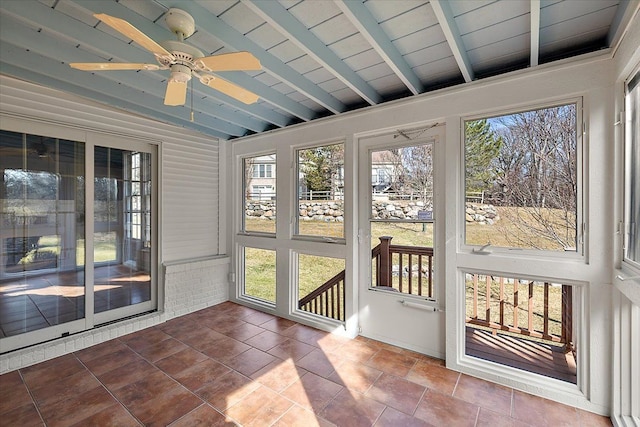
left=0, top=76, right=229, bottom=373
left=227, top=51, right=619, bottom=414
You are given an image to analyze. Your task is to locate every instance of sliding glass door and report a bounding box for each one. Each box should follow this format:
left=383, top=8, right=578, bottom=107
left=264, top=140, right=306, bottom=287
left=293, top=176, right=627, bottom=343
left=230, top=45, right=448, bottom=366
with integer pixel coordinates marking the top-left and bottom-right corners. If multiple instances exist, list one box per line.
left=0, top=130, right=156, bottom=352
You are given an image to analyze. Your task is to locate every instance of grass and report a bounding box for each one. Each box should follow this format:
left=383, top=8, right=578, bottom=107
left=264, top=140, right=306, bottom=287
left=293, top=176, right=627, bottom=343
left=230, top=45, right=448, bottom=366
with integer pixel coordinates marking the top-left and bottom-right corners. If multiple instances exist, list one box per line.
left=243, top=215, right=573, bottom=342
left=466, top=206, right=577, bottom=251
left=243, top=247, right=276, bottom=303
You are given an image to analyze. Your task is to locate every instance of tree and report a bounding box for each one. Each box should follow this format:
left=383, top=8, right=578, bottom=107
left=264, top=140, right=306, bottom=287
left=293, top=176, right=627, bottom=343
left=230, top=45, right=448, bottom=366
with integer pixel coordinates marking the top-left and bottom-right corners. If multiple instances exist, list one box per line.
left=299, top=144, right=344, bottom=198
left=494, top=105, right=578, bottom=250
left=465, top=119, right=503, bottom=194
left=401, top=144, right=434, bottom=207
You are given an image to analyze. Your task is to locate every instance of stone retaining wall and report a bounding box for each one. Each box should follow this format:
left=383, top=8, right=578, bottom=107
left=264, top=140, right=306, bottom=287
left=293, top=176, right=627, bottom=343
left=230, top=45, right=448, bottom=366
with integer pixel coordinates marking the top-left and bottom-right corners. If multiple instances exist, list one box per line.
left=246, top=200, right=499, bottom=224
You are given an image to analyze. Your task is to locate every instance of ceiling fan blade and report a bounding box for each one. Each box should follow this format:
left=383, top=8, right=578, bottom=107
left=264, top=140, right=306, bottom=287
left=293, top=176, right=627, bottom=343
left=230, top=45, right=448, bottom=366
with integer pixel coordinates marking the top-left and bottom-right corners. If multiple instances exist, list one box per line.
left=164, top=79, right=187, bottom=106
left=200, top=75, right=259, bottom=104
left=94, top=13, right=173, bottom=58
left=70, top=62, right=160, bottom=71
left=197, top=52, right=261, bottom=72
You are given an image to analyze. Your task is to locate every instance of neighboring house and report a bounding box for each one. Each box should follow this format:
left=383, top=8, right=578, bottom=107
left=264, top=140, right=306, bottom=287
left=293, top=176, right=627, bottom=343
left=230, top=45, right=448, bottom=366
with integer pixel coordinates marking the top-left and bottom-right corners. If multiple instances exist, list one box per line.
left=246, top=154, right=276, bottom=201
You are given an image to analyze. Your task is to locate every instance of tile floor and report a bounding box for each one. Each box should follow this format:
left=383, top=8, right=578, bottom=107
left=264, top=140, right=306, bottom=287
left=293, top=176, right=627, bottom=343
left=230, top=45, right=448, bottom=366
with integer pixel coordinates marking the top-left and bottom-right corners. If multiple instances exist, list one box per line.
left=0, top=302, right=611, bottom=426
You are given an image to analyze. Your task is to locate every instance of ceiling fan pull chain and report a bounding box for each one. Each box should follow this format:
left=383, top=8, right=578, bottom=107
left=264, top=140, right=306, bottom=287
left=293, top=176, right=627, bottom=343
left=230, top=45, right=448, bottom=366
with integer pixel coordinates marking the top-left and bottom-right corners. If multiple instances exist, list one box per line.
left=190, top=77, right=194, bottom=122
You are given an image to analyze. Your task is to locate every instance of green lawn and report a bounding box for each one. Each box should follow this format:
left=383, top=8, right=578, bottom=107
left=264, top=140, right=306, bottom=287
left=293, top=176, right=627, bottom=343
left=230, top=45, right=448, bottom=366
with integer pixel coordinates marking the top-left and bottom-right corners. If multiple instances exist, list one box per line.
left=243, top=215, right=572, bottom=341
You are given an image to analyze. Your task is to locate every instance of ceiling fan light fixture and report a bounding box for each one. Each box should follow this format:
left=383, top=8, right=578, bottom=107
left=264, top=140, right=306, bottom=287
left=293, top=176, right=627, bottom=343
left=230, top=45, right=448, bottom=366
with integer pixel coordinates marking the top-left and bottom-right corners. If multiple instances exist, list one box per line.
left=169, top=64, right=192, bottom=83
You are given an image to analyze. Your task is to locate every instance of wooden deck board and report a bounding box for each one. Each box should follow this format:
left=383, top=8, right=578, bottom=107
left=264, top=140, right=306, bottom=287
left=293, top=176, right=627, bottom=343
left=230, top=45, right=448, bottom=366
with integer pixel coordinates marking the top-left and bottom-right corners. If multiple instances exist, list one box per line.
left=465, top=326, right=577, bottom=384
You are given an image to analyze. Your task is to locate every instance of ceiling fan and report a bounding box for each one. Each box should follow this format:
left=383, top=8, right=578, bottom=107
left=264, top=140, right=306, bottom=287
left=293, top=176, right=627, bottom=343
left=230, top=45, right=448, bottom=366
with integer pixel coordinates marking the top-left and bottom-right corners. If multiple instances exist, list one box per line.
left=69, top=8, right=261, bottom=106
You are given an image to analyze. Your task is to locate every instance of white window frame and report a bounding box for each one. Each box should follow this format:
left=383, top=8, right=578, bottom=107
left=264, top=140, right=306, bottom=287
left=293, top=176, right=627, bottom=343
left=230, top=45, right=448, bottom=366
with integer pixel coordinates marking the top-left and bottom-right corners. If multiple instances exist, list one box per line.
left=241, top=153, right=277, bottom=237
left=293, top=140, right=346, bottom=244
left=460, top=97, right=586, bottom=260
left=623, top=68, right=640, bottom=273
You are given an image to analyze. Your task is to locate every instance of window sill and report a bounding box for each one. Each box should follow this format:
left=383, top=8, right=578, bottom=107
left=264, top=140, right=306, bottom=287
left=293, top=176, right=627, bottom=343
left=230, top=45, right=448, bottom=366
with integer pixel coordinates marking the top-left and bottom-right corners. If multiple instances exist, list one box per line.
left=614, top=268, right=640, bottom=307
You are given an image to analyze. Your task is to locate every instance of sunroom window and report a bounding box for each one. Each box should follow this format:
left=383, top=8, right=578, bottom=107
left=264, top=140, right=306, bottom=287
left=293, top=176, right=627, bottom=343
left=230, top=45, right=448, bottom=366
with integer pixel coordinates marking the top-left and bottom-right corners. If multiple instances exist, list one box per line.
left=295, top=143, right=344, bottom=240
left=624, top=70, right=640, bottom=267
left=463, top=101, right=582, bottom=253
left=243, top=154, right=276, bottom=234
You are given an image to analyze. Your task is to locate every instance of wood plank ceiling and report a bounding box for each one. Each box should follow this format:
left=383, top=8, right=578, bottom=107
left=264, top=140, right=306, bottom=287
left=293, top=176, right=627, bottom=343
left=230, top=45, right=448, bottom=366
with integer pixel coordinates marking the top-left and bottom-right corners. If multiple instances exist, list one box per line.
left=0, top=0, right=636, bottom=140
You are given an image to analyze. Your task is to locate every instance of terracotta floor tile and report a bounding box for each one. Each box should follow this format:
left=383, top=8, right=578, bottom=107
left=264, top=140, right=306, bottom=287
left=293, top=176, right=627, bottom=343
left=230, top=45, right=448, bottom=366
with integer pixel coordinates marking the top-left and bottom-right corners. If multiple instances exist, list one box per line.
left=219, top=322, right=265, bottom=342
left=157, top=316, right=198, bottom=337
left=134, top=336, right=188, bottom=362
left=69, top=402, right=141, bottom=427
left=224, top=385, right=293, bottom=426
left=154, top=347, right=209, bottom=376
left=200, top=335, right=251, bottom=360
left=268, top=338, right=316, bottom=361
left=30, top=369, right=101, bottom=408
left=75, top=339, right=131, bottom=364
left=219, top=347, right=277, bottom=376
left=328, top=359, right=382, bottom=394
left=2, top=302, right=600, bottom=427
left=243, top=310, right=277, bottom=326
left=196, top=369, right=261, bottom=411
left=250, top=358, right=307, bottom=392
left=120, top=327, right=172, bottom=352
left=280, top=323, right=326, bottom=344
left=1, top=403, right=44, bottom=427
left=454, top=374, right=513, bottom=415
left=244, top=330, right=290, bottom=351
left=170, top=404, right=229, bottom=427
left=295, top=348, right=340, bottom=377
left=339, top=339, right=380, bottom=363
left=112, top=369, right=179, bottom=409
left=365, top=348, right=418, bottom=377
left=318, top=388, right=386, bottom=427
left=273, top=404, right=335, bottom=427
left=80, top=345, right=142, bottom=376
left=216, top=302, right=260, bottom=319
left=38, top=386, right=117, bottom=427
left=172, top=358, right=232, bottom=391
left=577, top=408, right=612, bottom=426
left=96, top=357, right=159, bottom=391
left=0, top=371, right=33, bottom=415
left=178, top=327, right=227, bottom=351
left=125, top=385, right=202, bottom=427
left=261, top=317, right=297, bottom=334
left=314, top=332, right=350, bottom=353
left=21, top=354, right=85, bottom=390
left=202, top=317, right=248, bottom=335
left=365, top=373, right=426, bottom=415
left=512, top=390, right=580, bottom=427
left=476, top=408, right=517, bottom=427
left=374, top=406, right=434, bottom=427
left=406, top=361, right=459, bottom=395
left=414, top=389, right=479, bottom=427
left=281, top=371, right=343, bottom=412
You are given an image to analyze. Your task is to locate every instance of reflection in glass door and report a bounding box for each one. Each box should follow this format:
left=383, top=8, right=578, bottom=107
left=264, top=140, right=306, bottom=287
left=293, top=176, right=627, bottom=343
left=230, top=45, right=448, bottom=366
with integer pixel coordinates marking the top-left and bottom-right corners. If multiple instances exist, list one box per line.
left=0, top=131, right=85, bottom=337
left=1, top=131, right=156, bottom=352
left=94, top=147, right=152, bottom=315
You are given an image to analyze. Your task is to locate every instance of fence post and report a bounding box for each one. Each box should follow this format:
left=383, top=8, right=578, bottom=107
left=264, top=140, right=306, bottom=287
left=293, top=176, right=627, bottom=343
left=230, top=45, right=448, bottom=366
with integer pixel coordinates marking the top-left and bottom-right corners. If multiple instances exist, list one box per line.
left=561, top=285, right=573, bottom=352
left=379, top=236, right=392, bottom=288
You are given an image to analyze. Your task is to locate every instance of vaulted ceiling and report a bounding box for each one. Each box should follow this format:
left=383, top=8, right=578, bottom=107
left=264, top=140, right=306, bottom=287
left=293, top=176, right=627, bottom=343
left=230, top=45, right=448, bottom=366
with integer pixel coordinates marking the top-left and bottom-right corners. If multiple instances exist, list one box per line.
left=0, top=0, right=636, bottom=140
